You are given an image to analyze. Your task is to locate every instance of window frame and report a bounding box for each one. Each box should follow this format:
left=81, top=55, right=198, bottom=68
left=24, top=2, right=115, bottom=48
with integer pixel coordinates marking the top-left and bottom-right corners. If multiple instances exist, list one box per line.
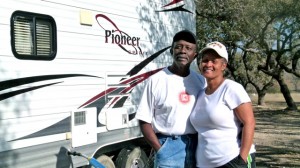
left=11, top=10, right=57, bottom=61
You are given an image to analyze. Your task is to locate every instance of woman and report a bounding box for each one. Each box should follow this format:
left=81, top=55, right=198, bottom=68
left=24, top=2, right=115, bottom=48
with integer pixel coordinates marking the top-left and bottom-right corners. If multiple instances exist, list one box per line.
left=190, top=41, right=256, bottom=168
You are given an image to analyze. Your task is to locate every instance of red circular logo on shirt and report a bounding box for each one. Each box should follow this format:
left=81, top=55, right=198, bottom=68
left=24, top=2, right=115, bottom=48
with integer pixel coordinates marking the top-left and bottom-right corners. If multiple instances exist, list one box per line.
left=179, top=91, right=190, bottom=104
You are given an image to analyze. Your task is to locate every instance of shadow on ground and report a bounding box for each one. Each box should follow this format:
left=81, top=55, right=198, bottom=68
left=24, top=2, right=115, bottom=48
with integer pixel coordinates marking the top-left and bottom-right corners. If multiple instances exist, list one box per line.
left=254, top=106, right=300, bottom=168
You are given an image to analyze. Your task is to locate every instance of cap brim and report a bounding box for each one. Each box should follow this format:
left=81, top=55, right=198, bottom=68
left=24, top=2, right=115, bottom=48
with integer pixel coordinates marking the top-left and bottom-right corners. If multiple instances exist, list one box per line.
left=199, top=47, right=228, bottom=61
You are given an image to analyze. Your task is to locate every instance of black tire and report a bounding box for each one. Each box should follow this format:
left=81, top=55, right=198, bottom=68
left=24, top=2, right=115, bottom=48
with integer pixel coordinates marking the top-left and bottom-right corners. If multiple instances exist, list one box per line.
left=96, top=155, right=115, bottom=168
left=115, top=147, right=149, bottom=168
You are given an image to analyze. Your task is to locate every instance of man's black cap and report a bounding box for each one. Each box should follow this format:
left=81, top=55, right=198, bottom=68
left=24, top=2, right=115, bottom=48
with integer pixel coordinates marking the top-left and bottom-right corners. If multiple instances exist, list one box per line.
left=172, top=30, right=197, bottom=44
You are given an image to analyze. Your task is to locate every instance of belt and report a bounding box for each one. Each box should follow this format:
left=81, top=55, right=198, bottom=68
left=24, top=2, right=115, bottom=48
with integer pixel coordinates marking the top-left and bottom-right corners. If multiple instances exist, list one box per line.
left=156, top=133, right=197, bottom=140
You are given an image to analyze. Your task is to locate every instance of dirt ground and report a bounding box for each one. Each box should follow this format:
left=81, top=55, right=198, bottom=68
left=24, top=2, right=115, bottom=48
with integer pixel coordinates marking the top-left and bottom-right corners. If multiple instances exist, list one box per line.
left=250, top=93, right=300, bottom=168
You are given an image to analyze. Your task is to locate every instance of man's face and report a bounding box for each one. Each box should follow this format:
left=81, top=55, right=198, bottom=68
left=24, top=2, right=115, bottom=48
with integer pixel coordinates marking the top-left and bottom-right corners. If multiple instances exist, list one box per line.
left=171, top=40, right=197, bottom=67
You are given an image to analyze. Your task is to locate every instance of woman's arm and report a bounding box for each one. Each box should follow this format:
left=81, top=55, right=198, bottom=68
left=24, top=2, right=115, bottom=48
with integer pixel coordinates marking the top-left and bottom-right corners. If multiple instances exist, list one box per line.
left=234, top=102, right=256, bottom=162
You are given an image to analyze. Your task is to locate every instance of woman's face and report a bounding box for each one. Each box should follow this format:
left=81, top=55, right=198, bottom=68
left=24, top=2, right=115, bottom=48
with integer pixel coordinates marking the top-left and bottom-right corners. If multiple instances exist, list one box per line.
left=199, top=50, right=227, bottom=79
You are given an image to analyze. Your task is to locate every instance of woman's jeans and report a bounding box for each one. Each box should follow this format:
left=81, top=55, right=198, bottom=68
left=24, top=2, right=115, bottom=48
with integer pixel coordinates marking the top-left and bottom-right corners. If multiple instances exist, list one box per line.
left=154, top=133, right=197, bottom=168
left=217, top=153, right=256, bottom=168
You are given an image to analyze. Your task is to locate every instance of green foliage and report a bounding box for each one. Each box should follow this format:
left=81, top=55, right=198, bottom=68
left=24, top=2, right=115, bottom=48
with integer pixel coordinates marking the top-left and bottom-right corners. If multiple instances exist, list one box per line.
left=195, top=0, right=300, bottom=108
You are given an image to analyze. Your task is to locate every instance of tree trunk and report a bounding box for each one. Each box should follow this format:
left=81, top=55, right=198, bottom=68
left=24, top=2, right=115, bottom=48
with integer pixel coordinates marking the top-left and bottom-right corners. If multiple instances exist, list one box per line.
left=257, top=91, right=266, bottom=106
left=276, top=73, right=298, bottom=110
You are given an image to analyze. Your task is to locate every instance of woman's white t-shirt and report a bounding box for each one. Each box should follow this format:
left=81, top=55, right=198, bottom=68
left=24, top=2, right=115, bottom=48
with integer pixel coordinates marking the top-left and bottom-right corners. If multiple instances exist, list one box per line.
left=190, top=79, right=256, bottom=167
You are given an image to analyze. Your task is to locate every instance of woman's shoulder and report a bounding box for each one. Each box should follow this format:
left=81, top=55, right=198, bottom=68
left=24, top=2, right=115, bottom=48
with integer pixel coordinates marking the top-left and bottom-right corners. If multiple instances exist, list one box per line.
left=223, top=79, right=244, bottom=90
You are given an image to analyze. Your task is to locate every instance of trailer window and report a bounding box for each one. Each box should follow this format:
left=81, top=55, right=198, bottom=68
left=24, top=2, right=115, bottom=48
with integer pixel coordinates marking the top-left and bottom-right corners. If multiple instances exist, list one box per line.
left=11, top=11, right=57, bottom=60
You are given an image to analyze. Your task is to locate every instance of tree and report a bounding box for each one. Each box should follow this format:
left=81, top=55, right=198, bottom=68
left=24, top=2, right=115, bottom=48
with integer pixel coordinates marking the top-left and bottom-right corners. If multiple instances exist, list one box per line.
left=254, top=0, right=300, bottom=110
left=195, top=0, right=275, bottom=105
left=195, top=0, right=300, bottom=110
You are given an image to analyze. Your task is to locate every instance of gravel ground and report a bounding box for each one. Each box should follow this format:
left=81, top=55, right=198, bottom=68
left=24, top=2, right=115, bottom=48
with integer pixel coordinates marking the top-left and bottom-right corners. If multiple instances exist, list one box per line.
left=253, top=104, right=300, bottom=168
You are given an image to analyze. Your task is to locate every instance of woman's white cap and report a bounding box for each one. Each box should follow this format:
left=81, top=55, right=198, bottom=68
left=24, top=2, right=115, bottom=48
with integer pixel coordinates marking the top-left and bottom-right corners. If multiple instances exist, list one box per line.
left=199, top=41, right=228, bottom=62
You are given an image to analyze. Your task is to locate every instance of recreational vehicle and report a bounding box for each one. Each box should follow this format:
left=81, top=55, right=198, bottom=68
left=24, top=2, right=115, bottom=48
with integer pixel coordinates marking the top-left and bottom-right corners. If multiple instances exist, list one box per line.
left=0, top=0, right=197, bottom=167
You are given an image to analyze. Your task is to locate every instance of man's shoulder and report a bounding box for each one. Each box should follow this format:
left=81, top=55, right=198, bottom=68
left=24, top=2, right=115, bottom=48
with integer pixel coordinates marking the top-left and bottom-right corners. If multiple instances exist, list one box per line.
left=190, top=70, right=206, bottom=83
left=148, top=67, right=168, bottom=79
left=190, top=70, right=204, bottom=77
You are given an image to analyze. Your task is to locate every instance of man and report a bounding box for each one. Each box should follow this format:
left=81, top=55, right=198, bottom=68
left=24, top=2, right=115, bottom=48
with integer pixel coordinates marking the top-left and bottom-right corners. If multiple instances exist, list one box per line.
left=135, top=30, right=206, bottom=168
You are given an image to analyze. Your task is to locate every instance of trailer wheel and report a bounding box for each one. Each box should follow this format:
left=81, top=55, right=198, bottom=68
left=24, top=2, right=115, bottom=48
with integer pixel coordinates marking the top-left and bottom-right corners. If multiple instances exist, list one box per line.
left=115, top=147, right=148, bottom=168
left=96, top=155, right=115, bottom=168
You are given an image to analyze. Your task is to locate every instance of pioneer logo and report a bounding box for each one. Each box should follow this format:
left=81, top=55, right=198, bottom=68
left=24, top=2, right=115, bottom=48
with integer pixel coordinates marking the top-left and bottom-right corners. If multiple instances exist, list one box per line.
left=95, top=14, right=144, bottom=55
left=105, top=30, right=140, bottom=46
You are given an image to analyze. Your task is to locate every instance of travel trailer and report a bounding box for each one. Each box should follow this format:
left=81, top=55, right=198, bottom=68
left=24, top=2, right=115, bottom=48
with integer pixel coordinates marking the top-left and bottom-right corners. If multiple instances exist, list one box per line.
left=0, top=0, right=197, bottom=167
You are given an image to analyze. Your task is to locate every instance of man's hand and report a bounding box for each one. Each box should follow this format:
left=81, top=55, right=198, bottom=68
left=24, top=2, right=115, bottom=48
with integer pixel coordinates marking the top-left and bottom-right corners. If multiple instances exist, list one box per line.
left=139, top=120, right=161, bottom=151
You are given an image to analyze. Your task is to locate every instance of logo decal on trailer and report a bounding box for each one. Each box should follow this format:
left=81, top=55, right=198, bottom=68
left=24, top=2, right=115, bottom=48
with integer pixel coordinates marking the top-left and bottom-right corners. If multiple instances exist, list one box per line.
left=157, top=0, right=193, bottom=13
left=95, top=0, right=192, bottom=55
left=78, top=46, right=170, bottom=109
left=95, top=14, right=144, bottom=55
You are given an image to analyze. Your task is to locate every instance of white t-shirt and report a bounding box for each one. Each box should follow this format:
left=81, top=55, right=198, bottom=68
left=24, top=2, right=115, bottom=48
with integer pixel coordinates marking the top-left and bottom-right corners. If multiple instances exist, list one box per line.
left=135, top=67, right=206, bottom=135
left=190, top=79, right=256, bottom=167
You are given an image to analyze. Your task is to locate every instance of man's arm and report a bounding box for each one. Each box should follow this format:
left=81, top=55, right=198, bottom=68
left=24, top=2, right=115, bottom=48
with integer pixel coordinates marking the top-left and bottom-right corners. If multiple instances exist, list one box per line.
left=139, top=120, right=161, bottom=152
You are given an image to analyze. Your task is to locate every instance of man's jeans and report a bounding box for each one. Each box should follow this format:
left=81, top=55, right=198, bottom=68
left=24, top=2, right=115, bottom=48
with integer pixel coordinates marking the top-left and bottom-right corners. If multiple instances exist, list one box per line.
left=154, top=134, right=197, bottom=168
